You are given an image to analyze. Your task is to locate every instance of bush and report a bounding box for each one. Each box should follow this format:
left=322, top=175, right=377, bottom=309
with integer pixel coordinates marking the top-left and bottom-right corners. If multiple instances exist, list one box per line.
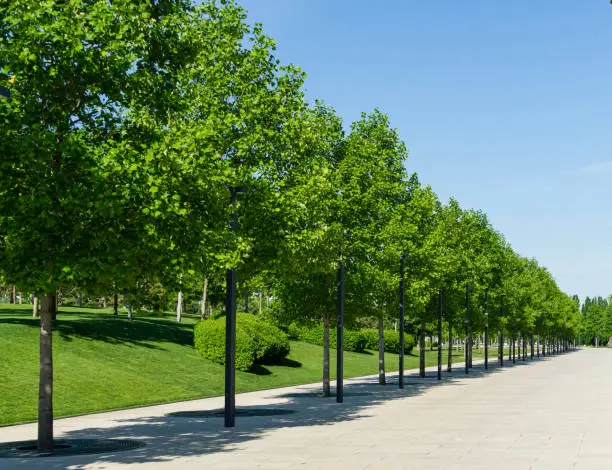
left=361, top=328, right=415, bottom=354
left=298, top=324, right=366, bottom=353
left=193, top=314, right=290, bottom=371
left=194, top=318, right=256, bottom=371
left=361, top=329, right=379, bottom=350
left=239, top=314, right=290, bottom=364
left=287, top=322, right=301, bottom=340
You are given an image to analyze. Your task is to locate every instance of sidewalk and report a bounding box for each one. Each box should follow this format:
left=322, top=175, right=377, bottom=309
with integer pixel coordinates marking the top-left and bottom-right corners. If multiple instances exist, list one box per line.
left=1, top=352, right=591, bottom=469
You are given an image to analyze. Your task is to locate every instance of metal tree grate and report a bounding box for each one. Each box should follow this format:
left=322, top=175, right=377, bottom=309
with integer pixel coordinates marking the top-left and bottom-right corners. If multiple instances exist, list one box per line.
left=0, top=439, right=144, bottom=458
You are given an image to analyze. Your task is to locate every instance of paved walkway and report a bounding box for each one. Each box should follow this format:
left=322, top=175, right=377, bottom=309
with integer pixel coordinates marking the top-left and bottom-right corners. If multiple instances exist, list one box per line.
left=1, top=348, right=608, bottom=469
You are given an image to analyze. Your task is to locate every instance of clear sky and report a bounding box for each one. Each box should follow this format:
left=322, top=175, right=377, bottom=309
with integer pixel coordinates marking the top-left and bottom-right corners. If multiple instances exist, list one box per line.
left=239, top=0, right=612, bottom=302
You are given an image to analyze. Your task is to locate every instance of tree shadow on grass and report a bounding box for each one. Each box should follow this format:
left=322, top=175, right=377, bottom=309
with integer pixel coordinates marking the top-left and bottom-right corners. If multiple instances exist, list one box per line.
left=2, top=353, right=579, bottom=468
left=0, top=314, right=194, bottom=350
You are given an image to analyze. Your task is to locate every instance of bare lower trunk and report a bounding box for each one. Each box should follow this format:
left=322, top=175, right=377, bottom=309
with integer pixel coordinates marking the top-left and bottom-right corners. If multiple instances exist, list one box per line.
left=38, top=293, right=54, bottom=453
left=19, top=292, right=23, bottom=304
left=258, top=292, right=263, bottom=315
left=33, top=296, right=39, bottom=318
left=102, top=297, right=107, bottom=309
left=378, top=316, right=385, bottom=385
left=127, top=305, right=133, bottom=321
left=113, top=293, right=118, bottom=316
left=323, top=315, right=330, bottom=396
left=201, top=278, right=208, bottom=320
left=419, top=315, right=426, bottom=377
left=77, top=293, right=82, bottom=308
left=11, top=285, right=16, bottom=304
left=176, top=290, right=183, bottom=322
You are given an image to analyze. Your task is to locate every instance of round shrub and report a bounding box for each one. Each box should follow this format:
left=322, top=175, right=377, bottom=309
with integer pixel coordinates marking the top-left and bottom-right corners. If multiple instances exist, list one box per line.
left=239, top=314, right=290, bottom=364
left=361, top=329, right=379, bottom=350
left=287, top=322, right=301, bottom=340
left=360, top=328, right=416, bottom=355
left=193, top=314, right=290, bottom=370
left=194, top=318, right=256, bottom=371
left=298, top=324, right=366, bottom=353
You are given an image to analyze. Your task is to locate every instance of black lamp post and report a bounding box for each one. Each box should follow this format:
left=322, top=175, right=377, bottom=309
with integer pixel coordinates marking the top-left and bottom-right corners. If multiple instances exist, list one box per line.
left=336, top=258, right=344, bottom=403
left=484, top=288, right=489, bottom=370
left=464, top=284, right=469, bottom=375
left=437, top=287, right=443, bottom=380
left=499, top=294, right=505, bottom=366
left=225, top=186, right=247, bottom=428
left=398, top=254, right=406, bottom=389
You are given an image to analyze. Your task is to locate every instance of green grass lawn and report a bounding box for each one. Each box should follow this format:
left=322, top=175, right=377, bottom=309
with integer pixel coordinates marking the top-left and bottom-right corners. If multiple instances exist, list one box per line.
left=0, top=303, right=502, bottom=426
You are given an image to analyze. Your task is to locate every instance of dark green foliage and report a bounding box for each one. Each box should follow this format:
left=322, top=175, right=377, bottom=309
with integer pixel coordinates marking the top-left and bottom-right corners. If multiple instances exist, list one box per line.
left=297, top=324, right=367, bottom=353
left=239, top=314, right=290, bottom=364
left=194, top=317, right=256, bottom=371
left=193, top=314, right=290, bottom=370
left=287, top=322, right=301, bottom=340
left=361, top=328, right=415, bottom=354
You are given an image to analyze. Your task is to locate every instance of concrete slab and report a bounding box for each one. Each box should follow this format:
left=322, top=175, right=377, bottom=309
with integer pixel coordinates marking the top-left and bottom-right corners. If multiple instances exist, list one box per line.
left=1, top=349, right=605, bottom=469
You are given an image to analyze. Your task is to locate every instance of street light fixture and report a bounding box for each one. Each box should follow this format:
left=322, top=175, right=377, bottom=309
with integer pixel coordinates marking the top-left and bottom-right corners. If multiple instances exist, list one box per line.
left=225, top=185, right=248, bottom=428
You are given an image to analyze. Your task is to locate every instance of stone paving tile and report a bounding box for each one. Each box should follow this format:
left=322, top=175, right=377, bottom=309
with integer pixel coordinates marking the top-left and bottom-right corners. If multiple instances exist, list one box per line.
left=3, top=350, right=612, bottom=469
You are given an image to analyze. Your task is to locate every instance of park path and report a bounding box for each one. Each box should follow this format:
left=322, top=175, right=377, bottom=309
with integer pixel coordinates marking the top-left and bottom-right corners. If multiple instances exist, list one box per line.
left=0, top=348, right=609, bottom=469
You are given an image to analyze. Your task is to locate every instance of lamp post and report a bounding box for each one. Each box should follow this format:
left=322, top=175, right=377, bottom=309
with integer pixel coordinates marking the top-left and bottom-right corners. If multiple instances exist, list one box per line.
left=336, top=258, right=344, bottom=403
left=437, top=287, right=443, bottom=380
left=499, top=294, right=505, bottom=366
left=484, top=288, right=489, bottom=370
left=225, top=186, right=247, bottom=428
left=464, top=284, right=469, bottom=375
left=398, top=254, right=406, bottom=389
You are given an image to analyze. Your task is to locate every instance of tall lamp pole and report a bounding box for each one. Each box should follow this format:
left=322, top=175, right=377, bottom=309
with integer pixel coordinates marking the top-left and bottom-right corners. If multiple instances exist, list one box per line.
left=464, top=284, right=470, bottom=374
left=225, top=186, right=247, bottom=428
left=484, top=288, right=489, bottom=370
left=398, top=254, right=406, bottom=389
left=499, top=294, right=505, bottom=366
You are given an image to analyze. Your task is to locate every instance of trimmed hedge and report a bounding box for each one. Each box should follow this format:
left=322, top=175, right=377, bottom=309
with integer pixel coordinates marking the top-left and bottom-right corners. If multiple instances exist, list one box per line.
left=361, top=328, right=416, bottom=354
left=297, top=324, right=367, bottom=353
left=194, top=314, right=290, bottom=371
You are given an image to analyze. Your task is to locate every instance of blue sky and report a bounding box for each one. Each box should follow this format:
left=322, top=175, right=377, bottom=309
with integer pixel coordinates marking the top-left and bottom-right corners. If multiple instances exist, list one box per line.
left=240, top=0, right=612, bottom=302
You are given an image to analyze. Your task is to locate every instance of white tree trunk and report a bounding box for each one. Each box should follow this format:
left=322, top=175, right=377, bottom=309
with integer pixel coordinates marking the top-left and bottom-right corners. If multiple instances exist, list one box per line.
left=38, top=293, right=54, bottom=452
left=33, top=296, right=39, bottom=318
left=127, top=305, right=133, bottom=321
left=176, top=290, right=183, bottom=322
left=201, top=279, right=208, bottom=320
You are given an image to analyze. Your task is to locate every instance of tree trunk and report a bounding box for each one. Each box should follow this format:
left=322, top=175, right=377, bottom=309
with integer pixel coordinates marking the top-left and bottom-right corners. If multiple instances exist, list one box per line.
left=77, top=293, right=82, bottom=308
left=176, top=290, right=182, bottom=323
left=419, top=314, right=426, bottom=377
left=127, top=304, right=133, bottom=321
left=323, top=315, right=330, bottom=397
left=19, top=292, right=23, bottom=304
left=258, top=292, right=263, bottom=315
left=102, top=297, right=107, bottom=309
left=113, top=293, right=118, bottom=316
left=447, top=324, right=453, bottom=372
left=33, top=296, right=39, bottom=318
left=378, top=316, right=385, bottom=385
left=38, top=293, right=54, bottom=453
left=11, top=285, right=16, bottom=304
left=201, top=278, right=208, bottom=320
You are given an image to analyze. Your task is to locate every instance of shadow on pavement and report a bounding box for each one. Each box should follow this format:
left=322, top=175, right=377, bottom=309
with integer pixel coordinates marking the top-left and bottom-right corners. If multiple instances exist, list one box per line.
left=3, top=350, right=576, bottom=468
